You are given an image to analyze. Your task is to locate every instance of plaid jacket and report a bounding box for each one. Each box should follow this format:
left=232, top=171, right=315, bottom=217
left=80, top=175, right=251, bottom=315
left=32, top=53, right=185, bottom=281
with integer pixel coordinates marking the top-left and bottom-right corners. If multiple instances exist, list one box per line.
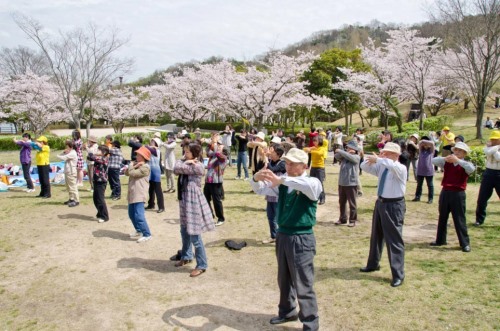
left=108, top=147, right=124, bottom=169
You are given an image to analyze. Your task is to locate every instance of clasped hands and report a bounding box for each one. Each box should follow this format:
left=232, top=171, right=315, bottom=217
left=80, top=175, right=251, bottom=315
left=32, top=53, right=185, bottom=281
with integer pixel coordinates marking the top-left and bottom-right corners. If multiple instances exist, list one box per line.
left=254, top=167, right=282, bottom=187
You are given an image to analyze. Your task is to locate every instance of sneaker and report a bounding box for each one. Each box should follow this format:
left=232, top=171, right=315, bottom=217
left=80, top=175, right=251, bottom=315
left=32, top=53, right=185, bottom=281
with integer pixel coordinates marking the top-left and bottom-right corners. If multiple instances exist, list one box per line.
left=64, top=200, right=73, bottom=205
left=243, top=177, right=249, bottom=181
left=68, top=201, right=80, bottom=207
left=215, top=220, right=225, bottom=226
left=26, top=189, right=35, bottom=193
left=129, top=231, right=142, bottom=238
left=137, top=236, right=152, bottom=243
left=234, top=176, right=241, bottom=180
left=77, top=183, right=84, bottom=187
left=112, top=196, right=121, bottom=201
left=97, top=218, right=105, bottom=223
left=88, top=188, right=94, bottom=192
left=262, top=238, right=276, bottom=244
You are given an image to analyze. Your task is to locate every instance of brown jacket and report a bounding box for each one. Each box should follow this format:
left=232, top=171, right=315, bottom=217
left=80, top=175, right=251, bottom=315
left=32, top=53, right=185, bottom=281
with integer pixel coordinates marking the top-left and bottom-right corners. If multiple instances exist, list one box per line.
left=126, top=163, right=151, bottom=204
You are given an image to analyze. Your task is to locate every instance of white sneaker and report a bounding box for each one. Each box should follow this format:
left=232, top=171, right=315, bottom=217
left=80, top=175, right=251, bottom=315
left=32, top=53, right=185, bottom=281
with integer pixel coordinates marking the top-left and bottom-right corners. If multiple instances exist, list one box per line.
left=97, top=218, right=105, bottom=223
left=137, top=236, right=151, bottom=243
left=262, top=238, right=276, bottom=244
left=77, top=183, right=84, bottom=187
left=243, top=177, right=249, bottom=181
left=129, top=231, right=142, bottom=238
left=234, top=176, right=241, bottom=180
left=26, top=189, right=35, bottom=193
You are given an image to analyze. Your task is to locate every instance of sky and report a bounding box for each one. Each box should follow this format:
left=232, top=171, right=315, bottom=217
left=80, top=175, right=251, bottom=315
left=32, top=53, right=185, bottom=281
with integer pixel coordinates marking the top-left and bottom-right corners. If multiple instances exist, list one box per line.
left=0, top=0, right=429, bottom=81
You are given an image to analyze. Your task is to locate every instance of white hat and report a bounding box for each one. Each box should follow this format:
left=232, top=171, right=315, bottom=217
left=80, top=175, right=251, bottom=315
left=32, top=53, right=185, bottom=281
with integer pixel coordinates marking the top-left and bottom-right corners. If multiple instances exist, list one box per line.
left=181, top=129, right=188, bottom=135
left=152, top=137, right=162, bottom=147
left=271, top=136, right=282, bottom=144
left=255, top=132, right=266, bottom=141
left=282, top=148, right=308, bottom=164
left=380, top=142, right=401, bottom=155
left=452, top=141, right=471, bottom=154
left=410, top=133, right=419, bottom=140
left=153, top=132, right=162, bottom=138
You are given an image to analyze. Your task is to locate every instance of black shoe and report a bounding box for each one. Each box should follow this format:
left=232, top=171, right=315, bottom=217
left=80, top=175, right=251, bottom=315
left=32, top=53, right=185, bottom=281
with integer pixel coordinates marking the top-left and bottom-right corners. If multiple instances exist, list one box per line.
left=41, top=195, right=51, bottom=199
left=169, top=250, right=182, bottom=261
left=430, top=241, right=447, bottom=246
left=427, top=199, right=433, bottom=204
left=68, top=201, right=79, bottom=207
left=411, top=197, right=420, bottom=202
left=157, top=209, right=165, bottom=213
left=318, top=200, right=325, bottom=205
left=63, top=200, right=72, bottom=205
left=145, top=205, right=155, bottom=210
left=473, top=222, right=482, bottom=227
left=360, top=266, right=380, bottom=272
left=391, top=278, right=404, bottom=287
left=462, top=245, right=471, bottom=252
left=269, top=315, right=299, bottom=325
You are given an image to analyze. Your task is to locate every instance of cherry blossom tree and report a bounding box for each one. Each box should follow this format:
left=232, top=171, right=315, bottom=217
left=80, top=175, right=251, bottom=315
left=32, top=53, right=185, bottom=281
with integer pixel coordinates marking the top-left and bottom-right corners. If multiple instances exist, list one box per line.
left=95, top=87, right=140, bottom=133
left=0, top=72, right=67, bottom=135
left=334, top=30, right=446, bottom=132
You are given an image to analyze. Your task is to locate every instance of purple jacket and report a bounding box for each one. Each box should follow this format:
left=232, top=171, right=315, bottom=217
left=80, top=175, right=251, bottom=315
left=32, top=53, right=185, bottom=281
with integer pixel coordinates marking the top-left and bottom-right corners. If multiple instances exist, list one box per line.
left=16, top=141, right=32, bottom=164
left=416, top=146, right=435, bottom=177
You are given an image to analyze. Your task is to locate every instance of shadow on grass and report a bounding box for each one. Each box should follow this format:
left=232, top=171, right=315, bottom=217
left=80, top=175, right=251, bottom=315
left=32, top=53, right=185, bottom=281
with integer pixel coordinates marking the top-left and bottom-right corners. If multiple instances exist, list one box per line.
left=163, top=218, right=180, bottom=225
left=406, top=242, right=462, bottom=252
left=162, top=304, right=295, bottom=331
left=58, top=213, right=95, bottom=222
left=223, top=190, right=255, bottom=195
left=205, top=238, right=262, bottom=248
left=117, top=257, right=184, bottom=274
left=225, top=205, right=264, bottom=212
left=110, top=204, right=128, bottom=210
left=92, top=229, right=131, bottom=241
left=316, top=266, right=388, bottom=284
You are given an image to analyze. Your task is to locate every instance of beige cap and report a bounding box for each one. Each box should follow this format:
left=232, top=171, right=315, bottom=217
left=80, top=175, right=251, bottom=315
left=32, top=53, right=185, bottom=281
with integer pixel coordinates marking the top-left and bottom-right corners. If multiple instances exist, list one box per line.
left=282, top=148, right=308, bottom=164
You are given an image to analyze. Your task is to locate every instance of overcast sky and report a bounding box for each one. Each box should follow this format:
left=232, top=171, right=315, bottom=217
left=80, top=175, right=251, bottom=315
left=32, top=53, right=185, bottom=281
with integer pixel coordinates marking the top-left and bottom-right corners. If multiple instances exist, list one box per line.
left=0, top=0, right=429, bottom=81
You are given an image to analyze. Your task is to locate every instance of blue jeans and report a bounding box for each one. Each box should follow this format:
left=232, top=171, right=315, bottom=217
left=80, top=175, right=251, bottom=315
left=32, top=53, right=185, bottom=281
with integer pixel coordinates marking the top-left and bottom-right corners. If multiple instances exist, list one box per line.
left=180, top=226, right=208, bottom=270
left=128, top=202, right=151, bottom=237
left=237, top=151, right=249, bottom=178
left=266, top=201, right=278, bottom=239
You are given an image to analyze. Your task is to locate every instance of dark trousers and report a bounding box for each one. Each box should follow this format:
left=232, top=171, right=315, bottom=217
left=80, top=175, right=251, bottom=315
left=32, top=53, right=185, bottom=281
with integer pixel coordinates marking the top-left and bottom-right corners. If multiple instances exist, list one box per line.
left=22, top=162, right=34, bottom=190
left=415, top=175, right=434, bottom=200
left=266, top=201, right=278, bottom=239
left=338, top=185, right=358, bottom=222
left=475, top=169, right=500, bottom=224
left=203, top=183, right=224, bottom=222
left=37, top=165, right=51, bottom=197
left=309, top=167, right=325, bottom=203
left=93, top=181, right=109, bottom=221
left=276, top=233, right=319, bottom=331
left=148, top=181, right=164, bottom=209
left=436, top=190, right=469, bottom=247
left=366, top=199, right=405, bottom=280
left=108, top=168, right=121, bottom=198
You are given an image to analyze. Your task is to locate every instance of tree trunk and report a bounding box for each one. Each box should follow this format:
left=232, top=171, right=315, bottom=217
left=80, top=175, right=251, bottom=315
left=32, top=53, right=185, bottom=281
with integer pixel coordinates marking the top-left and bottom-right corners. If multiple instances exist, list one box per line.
left=344, top=110, right=349, bottom=138
left=86, top=121, right=92, bottom=139
left=464, top=98, right=470, bottom=110
left=418, top=103, right=424, bottom=131
left=475, top=100, right=486, bottom=140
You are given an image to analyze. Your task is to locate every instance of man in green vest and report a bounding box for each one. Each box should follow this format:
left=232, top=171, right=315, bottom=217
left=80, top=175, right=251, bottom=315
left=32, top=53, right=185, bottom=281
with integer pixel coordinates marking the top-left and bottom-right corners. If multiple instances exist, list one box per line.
left=250, top=148, right=322, bottom=331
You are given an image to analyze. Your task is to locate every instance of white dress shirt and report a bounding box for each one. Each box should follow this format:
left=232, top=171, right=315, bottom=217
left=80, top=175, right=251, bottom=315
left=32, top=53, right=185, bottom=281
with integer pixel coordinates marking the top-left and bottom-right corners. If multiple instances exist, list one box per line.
left=361, top=158, right=407, bottom=198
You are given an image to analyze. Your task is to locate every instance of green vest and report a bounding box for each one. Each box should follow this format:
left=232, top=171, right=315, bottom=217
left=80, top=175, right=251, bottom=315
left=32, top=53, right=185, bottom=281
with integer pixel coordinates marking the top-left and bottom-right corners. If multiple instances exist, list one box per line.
left=277, top=184, right=317, bottom=235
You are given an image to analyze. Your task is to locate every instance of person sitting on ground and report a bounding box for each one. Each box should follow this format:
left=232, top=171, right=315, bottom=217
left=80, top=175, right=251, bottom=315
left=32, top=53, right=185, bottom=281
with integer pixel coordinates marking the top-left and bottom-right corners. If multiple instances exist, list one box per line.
left=485, top=117, right=494, bottom=129
left=495, top=117, right=500, bottom=129
left=431, top=142, right=475, bottom=252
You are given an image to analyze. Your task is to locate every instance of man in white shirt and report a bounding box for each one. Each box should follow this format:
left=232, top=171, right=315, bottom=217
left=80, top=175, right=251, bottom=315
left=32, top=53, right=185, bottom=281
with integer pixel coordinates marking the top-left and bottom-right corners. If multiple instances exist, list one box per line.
left=359, top=142, right=407, bottom=287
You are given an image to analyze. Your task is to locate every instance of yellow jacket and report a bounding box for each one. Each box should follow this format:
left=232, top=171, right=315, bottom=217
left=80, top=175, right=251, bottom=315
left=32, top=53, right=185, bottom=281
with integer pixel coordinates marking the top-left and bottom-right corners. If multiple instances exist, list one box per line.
left=36, top=145, right=50, bottom=166
left=306, top=144, right=328, bottom=168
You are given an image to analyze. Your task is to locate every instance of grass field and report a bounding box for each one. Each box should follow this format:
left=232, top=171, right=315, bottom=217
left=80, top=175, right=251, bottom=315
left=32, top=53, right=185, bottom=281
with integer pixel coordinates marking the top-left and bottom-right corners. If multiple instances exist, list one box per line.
left=0, top=108, right=499, bottom=330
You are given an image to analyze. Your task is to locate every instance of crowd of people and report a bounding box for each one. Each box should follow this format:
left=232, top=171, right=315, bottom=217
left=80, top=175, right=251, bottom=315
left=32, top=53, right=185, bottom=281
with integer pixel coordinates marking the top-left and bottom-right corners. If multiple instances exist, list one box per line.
left=11, top=124, right=500, bottom=331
